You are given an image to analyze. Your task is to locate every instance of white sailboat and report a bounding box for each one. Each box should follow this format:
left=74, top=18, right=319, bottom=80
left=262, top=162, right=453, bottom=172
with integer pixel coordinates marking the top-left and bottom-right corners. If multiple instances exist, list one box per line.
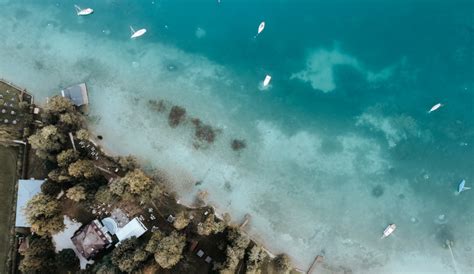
left=257, top=21, right=265, bottom=36
left=428, top=103, right=443, bottom=113
left=130, top=26, right=147, bottom=39
left=263, top=75, right=272, bottom=87
left=458, top=179, right=471, bottom=194
left=381, top=224, right=396, bottom=239
left=74, top=5, right=94, bottom=16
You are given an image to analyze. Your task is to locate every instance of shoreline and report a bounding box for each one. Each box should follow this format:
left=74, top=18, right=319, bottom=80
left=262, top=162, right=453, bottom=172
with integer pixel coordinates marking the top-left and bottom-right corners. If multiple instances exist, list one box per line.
left=88, top=126, right=311, bottom=272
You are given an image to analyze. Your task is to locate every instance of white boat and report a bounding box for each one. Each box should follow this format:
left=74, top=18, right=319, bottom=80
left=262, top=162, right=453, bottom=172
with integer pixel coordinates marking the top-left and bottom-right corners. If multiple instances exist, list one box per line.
left=458, top=179, right=471, bottom=193
left=257, top=21, right=265, bottom=35
left=263, top=75, right=272, bottom=87
left=428, top=103, right=443, bottom=113
left=381, top=224, right=396, bottom=239
left=74, top=5, right=94, bottom=16
left=130, top=26, right=147, bottom=39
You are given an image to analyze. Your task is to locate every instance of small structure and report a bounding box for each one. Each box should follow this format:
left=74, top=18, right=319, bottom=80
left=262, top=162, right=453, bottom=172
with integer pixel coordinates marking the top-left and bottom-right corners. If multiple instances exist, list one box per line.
left=15, top=179, right=44, bottom=228
left=61, top=83, right=89, bottom=106
left=71, top=220, right=113, bottom=260
left=115, top=217, right=148, bottom=242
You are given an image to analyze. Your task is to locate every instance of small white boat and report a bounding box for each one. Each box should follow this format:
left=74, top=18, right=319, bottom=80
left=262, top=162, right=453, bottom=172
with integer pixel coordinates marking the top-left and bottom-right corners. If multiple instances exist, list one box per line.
left=428, top=103, right=443, bottom=113
left=381, top=224, right=396, bottom=239
left=458, top=179, right=471, bottom=193
left=263, top=75, right=272, bottom=87
left=130, top=26, right=147, bottom=39
left=74, top=5, right=94, bottom=16
left=257, top=21, right=265, bottom=35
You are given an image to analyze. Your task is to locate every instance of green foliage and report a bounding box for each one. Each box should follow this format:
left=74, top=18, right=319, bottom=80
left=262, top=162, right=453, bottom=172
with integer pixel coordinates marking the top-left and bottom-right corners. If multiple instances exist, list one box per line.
left=28, top=125, right=67, bottom=160
left=66, top=185, right=87, bottom=202
left=274, top=254, right=292, bottom=273
left=46, top=96, right=75, bottom=115
left=245, top=245, right=267, bottom=273
left=94, top=186, right=115, bottom=204
left=48, top=168, right=71, bottom=183
left=121, top=169, right=152, bottom=194
left=57, top=149, right=79, bottom=168
left=41, top=180, right=62, bottom=197
left=68, top=159, right=98, bottom=179
left=75, top=129, right=90, bottom=140
left=148, top=231, right=186, bottom=269
left=115, top=155, right=139, bottom=172
left=111, top=237, right=147, bottom=273
left=220, top=228, right=250, bottom=273
left=197, top=214, right=226, bottom=236
left=56, top=248, right=80, bottom=269
left=25, top=193, right=64, bottom=236
left=19, top=237, right=56, bottom=273
left=59, top=112, right=84, bottom=130
left=173, top=211, right=191, bottom=231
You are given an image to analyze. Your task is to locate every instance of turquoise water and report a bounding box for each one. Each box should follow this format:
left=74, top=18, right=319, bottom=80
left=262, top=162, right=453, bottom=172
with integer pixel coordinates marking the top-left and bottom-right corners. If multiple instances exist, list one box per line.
left=1, top=0, right=473, bottom=272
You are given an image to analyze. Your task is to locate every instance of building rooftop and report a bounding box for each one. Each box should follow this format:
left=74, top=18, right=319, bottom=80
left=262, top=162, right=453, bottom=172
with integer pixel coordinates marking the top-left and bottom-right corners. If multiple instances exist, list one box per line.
left=16, top=179, right=44, bottom=227
left=115, top=217, right=148, bottom=242
left=71, top=220, right=113, bottom=260
left=61, top=83, right=89, bottom=106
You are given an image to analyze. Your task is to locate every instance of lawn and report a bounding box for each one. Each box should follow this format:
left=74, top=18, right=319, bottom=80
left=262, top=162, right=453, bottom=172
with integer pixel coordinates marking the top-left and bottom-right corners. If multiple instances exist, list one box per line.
left=0, top=145, right=18, bottom=273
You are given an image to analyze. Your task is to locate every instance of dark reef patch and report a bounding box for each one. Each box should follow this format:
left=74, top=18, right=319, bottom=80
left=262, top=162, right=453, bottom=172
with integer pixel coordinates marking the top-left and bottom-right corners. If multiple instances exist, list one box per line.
left=168, top=106, right=186, bottom=127
left=371, top=185, right=384, bottom=198
left=231, top=139, right=246, bottom=151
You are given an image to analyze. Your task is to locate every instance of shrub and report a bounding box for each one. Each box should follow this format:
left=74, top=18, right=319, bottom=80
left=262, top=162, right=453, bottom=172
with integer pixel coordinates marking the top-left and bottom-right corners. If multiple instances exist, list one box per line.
left=66, top=185, right=87, bottom=202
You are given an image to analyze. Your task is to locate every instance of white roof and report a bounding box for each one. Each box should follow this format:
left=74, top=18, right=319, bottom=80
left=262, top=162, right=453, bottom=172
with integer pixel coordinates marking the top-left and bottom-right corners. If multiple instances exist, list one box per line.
left=16, top=179, right=44, bottom=227
left=115, top=217, right=147, bottom=242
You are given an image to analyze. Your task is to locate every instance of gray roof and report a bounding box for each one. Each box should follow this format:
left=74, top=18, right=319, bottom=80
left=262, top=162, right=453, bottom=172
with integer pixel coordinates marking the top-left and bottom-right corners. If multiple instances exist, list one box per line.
left=61, top=83, right=89, bottom=106
left=16, top=179, right=44, bottom=227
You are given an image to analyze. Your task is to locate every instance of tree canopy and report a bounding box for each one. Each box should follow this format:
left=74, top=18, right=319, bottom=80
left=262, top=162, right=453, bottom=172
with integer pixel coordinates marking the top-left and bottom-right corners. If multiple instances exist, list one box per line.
left=28, top=125, right=67, bottom=160
left=25, top=193, right=64, bottom=236
left=57, top=149, right=79, bottom=168
left=121, top=169, right=153, bottom=194
left=66, top=185, right=87, bottom=202
left=111, top=237, right=148, bottom=273
left=68, top=159, right=98, bottom=179
left=146, top=231, right=186, bottom=269
left=19, top=237, right=57, bottom=273
left=56, top=248, right=80, bottom=269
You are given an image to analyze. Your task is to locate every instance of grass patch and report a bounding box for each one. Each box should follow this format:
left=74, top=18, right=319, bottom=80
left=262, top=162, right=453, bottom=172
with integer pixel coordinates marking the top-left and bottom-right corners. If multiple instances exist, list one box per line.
left=0, top=145, right=18, bottom=273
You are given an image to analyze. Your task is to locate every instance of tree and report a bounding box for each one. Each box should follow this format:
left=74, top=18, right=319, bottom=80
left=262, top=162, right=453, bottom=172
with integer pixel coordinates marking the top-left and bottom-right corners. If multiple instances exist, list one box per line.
left=68, top=159, right=98, bottom=179
left=245, top=245, right=267, bottom=274
left=19, top=237, right=56, bottom=273
left=57, top=149, right=79, bottom=168
left=148, top=231, right=186, bottom=269
left=46, top=96, right=75, bottom=115
left=220, top=228, right=250, bottom=273
left=48, top=168, right=72, bottom=183
left=66, top=185, right=86, bottom=202
left=109, top=178, right=127, bottom=197
left=111, top=237, right=148, bottom=273
left=95, top=186, right=115, bottom=204
left=75, top=129, right=89, bottom=140
left=56, top=248, right=79, bottom=269
left=25, top=193, right=64, bottom=236
left=120, top=169, right=152, bottom=195
left=274, top=254, right=292, bottom=274
left=115, top=155, right=139, bottom=171
left=173, top=211, right=191, bottom=231
left=28, top=125, right=67, bottom=160
left=197, top=214, right=226, bottom=236
left=59, top=112, right=83, bottom=130
left=41, top=180, right=62, bottom=197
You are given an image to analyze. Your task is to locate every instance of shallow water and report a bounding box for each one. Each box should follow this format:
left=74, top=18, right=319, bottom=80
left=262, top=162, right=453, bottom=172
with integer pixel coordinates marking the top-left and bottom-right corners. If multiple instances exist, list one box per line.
left=0, top=0, right=473, bottom=272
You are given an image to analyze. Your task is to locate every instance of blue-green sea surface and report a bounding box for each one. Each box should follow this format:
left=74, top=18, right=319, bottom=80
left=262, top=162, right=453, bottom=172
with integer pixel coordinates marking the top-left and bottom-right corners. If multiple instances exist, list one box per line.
left=0, top=0, right=473, bottom=272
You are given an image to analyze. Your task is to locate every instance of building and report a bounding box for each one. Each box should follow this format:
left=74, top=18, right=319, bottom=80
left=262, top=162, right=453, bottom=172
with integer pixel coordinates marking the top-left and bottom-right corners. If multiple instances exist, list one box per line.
left=71, top=220, right=113, bottom=260
left=61, top=83, right=89, bottom=106
left=70, top=217, right=147, bottom=259
left=15, top=179, right=44, bottom=228
left=115, top=217, right=148, bottom=242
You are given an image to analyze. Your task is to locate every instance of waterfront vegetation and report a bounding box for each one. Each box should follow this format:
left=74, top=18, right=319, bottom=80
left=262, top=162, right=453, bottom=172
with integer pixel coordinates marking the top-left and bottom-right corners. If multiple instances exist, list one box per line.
left=8, top=93, right=295, bottom=273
